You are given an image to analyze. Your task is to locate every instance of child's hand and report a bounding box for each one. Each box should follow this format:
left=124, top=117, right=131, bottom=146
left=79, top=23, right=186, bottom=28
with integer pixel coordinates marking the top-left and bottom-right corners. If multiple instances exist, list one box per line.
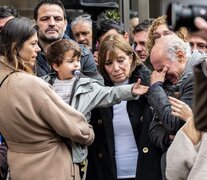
left=132, top=78, right=149, bottom=95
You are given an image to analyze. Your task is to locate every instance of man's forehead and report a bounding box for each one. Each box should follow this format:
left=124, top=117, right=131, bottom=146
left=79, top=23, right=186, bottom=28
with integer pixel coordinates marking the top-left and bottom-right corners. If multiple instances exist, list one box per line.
left=38, top=4, right=64, bottom=16
left=150, top=46, right=165, bottom=67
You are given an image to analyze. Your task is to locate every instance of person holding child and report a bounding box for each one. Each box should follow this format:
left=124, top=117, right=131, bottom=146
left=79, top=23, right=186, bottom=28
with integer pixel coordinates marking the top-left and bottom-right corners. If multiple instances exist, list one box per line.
left=0, top=17, right=94, bottom=180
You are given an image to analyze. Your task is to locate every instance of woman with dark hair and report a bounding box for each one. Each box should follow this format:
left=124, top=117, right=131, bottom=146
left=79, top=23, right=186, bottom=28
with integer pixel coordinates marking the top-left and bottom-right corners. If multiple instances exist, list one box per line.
left=86, top=34, right=163, bottom=180
left=0, top=17, right=94, bottom=180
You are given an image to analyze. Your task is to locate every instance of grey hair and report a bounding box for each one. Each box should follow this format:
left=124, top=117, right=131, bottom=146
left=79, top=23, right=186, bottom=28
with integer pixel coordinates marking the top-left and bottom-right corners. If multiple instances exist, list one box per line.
left=166, top=36, right=191, bottom=61
left=71, top=14, right=92, bottom=28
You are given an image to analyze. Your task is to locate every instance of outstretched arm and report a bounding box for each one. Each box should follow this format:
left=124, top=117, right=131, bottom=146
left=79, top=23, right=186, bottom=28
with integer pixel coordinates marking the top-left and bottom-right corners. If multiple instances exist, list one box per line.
left=132, top=78, right=149, bottom=95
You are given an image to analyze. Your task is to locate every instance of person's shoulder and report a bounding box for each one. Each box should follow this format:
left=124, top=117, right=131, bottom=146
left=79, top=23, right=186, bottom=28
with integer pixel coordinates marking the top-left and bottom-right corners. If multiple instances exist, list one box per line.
left=191, top=50, right=207, bottom=64
left=132, top=63, right=151, bottom=85
left=78, top=74, right=104, bottom=90
left=81, top=71, right=104, bottom=84
left=184, top=73, right=194, bottom=84
left=18, top=72, right=51, bottom=90
left=79, top=75, right=100, bottom=85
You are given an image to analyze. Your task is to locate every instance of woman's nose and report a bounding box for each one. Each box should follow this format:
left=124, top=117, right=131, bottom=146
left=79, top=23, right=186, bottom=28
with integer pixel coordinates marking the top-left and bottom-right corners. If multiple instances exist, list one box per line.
left=36, top=44, right=41, bottom=52
left=112, top=62, right=120, bottom=71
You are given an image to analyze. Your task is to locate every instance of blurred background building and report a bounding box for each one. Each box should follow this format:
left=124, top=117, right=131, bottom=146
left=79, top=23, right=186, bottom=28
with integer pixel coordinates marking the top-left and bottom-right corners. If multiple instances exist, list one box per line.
left=0, top=0, right=206, bottom=39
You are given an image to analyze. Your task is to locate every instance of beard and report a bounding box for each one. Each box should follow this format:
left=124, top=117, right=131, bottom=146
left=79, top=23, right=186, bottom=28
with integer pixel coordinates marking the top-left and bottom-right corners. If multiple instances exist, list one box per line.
left=38, top=32, right=64, bottom=44
left=39, top=35, right=61, bottom=43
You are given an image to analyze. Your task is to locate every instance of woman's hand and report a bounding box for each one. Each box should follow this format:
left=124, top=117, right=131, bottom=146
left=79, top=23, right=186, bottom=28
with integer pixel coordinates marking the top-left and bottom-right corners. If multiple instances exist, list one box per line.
left=169, top=97, right=201, bottom=145
left=169, top=96, right=193, bottom=122
left=132, top=78, right=149, bottom=95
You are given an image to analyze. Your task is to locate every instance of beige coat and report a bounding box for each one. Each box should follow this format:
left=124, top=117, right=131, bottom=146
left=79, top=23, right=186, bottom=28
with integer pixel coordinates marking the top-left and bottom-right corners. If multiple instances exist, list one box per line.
left=166, top=118, right=207, bottom=180
left=0, top=69, right=94, bottom=180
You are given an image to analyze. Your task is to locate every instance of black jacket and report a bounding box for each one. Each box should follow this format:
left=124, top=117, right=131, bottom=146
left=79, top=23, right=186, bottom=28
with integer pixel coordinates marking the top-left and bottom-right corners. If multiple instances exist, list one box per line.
left=86, top=64, right=162, bottom=180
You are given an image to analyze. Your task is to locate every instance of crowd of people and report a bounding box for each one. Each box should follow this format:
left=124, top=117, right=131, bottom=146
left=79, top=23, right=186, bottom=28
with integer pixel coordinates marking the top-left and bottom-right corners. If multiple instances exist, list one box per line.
left=1, top=0, right=207, bottom=180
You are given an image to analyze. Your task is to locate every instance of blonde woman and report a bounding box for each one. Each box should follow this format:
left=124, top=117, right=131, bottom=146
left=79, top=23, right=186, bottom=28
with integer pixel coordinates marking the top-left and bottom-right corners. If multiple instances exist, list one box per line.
left=147, top=15, right=188, bottom=54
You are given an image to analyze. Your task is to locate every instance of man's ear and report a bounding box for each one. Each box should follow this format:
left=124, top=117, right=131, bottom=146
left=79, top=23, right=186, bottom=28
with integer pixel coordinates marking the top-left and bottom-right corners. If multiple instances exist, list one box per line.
left=176, top=49, right=185, bottom=62
left=52, top=64, right=59, bottom=72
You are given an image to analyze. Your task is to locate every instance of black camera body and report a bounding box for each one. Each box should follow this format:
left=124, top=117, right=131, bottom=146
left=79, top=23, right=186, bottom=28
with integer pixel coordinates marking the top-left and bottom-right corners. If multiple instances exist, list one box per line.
left=167, top=2, right=207, bottom=32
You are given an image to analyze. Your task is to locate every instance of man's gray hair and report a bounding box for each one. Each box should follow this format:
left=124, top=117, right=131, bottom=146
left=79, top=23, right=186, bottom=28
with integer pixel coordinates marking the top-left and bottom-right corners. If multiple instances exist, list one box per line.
left=165, top=35, right=191, bottom=61
left=71, top=14, right=92, bottom=28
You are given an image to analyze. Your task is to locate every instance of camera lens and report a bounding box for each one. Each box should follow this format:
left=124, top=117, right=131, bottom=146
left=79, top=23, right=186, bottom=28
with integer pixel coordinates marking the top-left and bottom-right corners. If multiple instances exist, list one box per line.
left=167, top=2, right=207, bottom=32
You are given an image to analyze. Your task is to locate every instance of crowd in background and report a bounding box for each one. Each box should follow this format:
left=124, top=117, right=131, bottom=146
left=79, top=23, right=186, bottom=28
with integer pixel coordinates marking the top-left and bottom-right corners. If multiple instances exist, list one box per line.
left=1, top=0, right=207, bottom=180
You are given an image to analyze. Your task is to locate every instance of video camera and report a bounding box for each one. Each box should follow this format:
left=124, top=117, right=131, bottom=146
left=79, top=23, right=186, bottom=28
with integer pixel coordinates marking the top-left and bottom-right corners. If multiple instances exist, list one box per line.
left=166, top=2, right=207, bottom=32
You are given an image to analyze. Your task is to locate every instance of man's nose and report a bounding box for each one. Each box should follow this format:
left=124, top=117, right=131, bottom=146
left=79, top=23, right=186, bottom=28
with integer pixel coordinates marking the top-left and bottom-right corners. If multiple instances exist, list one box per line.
left=135, top=44, right=143, bottom=52
left=79, top=34, right=85, bottom=41
left=48, top=17, right=56, bottom=26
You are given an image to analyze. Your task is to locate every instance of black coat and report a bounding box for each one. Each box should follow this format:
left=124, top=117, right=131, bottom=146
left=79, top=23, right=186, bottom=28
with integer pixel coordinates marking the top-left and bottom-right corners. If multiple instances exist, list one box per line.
left=86, top=64, right=162, bottom=180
